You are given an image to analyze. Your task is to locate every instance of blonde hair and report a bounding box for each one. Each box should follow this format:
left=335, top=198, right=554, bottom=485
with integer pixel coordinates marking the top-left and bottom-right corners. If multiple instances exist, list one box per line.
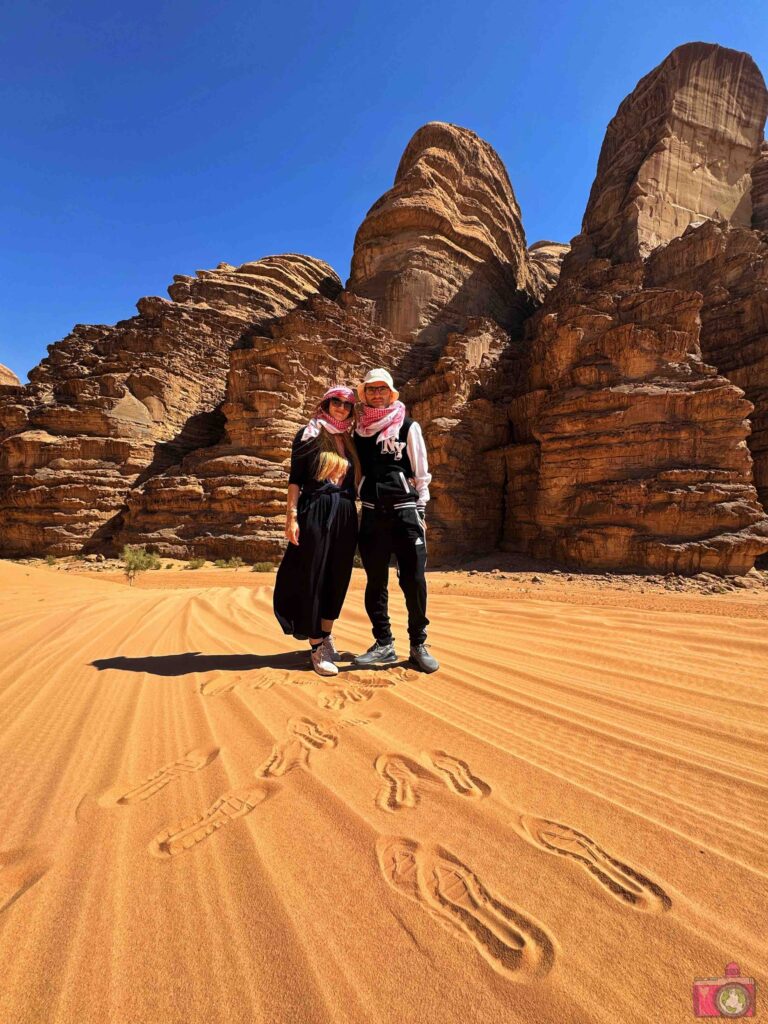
left=314, top=421, right=362, bottom=488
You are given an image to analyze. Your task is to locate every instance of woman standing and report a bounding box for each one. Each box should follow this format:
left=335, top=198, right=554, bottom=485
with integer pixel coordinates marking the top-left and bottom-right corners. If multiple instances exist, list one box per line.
left=273, top=385, right=361, bottom=676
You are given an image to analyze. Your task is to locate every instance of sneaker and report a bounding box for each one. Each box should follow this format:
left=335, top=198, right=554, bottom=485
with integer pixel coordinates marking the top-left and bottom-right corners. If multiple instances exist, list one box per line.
left=323, top=635, right=340, bottom=662
left=311, top=645, right=338, bottom=676
left=409, top=644, right=439, bottom=673
left=352, top=640, right=398, bottom=666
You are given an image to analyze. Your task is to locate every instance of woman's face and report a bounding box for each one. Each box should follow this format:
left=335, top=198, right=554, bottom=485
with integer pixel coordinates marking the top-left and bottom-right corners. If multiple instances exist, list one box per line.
left=328, top=397, right=353, bottom=420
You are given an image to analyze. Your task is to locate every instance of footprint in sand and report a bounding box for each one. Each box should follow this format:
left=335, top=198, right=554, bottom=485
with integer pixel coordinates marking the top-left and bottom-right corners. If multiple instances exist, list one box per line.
left=375, top=751, right=490, bottom=812
left=0, top=849, right=51, bottom=915
left=516, top=815, right=671, bottom=913
left=256, top=717, right=338, bottom=778
left=250, top=670, right=293, bottom=691
left=99, top=746, right=220, bottom=806
left=149, top=785, right=268, bottom=858
left=423, top=751, right=491, bottom=800
left=317, top=685, right=372, bottom=712
left=199, top=672, right=238, bottom=696
left=376, top=836, right=554, bottom=981
left=375, top=753, right=440, bottom=811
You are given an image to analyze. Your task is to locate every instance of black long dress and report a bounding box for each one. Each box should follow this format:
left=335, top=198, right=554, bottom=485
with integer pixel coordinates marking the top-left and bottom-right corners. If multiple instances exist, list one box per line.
left=273, top=428, right=359, bottom=640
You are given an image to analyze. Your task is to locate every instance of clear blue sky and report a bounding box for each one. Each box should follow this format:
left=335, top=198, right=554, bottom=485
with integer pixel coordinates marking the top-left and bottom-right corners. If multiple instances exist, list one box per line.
left=2, top=0, right=767, bottom=382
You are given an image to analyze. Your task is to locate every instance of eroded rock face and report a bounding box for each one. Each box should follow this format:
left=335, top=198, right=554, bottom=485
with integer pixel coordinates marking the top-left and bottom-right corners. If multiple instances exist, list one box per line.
left=348, top=121, right=534, bottom=356
left=116, top=293, right=411, bottom=560
left=571, top=42, right=768, bottom=265
left=499, top=257, right=768, bottom=573
left=0, top=256, right=341, bottom=555
left=0, top=365, right=20, bottom=388
left=646, top=219, right=768, bottom=514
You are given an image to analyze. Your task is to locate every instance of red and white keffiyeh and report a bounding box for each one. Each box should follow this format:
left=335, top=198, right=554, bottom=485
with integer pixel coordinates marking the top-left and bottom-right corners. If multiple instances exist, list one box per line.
left=356, top=400, right=406, bottom=441
left=301, top=386, right=356, bottom=440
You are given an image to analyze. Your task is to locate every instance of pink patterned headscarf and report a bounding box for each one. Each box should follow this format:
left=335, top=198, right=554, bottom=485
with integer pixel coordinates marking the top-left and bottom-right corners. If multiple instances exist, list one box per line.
left=356, top=399, right=406, bottom=441
left=301, top=386, right=356, bottom=440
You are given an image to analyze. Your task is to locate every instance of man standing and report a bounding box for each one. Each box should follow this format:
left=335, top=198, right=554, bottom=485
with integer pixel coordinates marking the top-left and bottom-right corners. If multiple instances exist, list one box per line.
left=353, top=368, right=439, bottom=673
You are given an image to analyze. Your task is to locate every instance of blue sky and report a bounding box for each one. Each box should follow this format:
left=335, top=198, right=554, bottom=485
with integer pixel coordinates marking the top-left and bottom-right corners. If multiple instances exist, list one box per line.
left=2, top=0, right=767, bottom=382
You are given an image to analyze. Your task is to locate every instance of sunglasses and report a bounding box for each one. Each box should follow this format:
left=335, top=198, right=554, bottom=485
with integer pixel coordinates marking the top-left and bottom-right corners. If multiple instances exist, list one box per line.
left=364, top=385, right=391, bottom=394
left=329, top=398, right=354, bottom=409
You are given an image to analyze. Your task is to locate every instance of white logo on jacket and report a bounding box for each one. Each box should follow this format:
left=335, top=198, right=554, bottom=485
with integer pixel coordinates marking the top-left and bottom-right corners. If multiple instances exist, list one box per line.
left=379, top=437, right=406, bottom=460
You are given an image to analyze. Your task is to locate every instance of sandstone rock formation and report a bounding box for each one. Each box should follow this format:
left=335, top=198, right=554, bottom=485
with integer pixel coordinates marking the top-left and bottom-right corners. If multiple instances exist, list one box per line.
left=0, top=365, right=20, bottom=388
left=117, top=293, right=410, bottom=560
left=4, top=42, right=768, bottom=575
left=498, top=256, right=768, bottom=572
left=646, top=219, right=768, bottom=514
left=570, top=43, right=768, bottom=265
left=348, top=121, right=534, bottom=357
left=0, top=256, right=340, bottom=555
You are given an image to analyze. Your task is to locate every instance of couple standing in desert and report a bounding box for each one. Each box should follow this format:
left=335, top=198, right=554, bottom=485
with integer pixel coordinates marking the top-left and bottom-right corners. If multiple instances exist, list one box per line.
left=272, top=368, right=439, bottom=677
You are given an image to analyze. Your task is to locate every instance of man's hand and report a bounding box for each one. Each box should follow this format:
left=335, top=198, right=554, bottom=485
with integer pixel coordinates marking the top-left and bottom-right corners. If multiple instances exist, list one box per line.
left=285, top=519, right=300, bottom=545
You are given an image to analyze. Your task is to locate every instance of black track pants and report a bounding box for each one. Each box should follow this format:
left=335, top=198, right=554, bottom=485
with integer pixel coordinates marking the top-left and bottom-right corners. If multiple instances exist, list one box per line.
left=273, top=492, right=358, bottom=640
left=357, top=506, right=429, bottom=646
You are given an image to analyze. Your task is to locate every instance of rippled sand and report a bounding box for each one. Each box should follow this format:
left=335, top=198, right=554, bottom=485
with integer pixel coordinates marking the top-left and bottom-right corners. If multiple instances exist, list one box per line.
left=0, top=560, right=765, bottom=1024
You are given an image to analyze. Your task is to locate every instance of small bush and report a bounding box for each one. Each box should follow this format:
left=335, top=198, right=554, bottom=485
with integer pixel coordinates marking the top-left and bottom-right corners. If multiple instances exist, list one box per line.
left=165, top=564, right=173, bottom=569
left=186, top=558, right=206, bottom=570
left=122, top=545, right=161, bottom=584
left=214, top=559, right=227, bottom=569
left=226, top=556, right=244, bottom=569
left=251, top=562, right=275, bottom=573
left=45, top=554, right=56, bottom=566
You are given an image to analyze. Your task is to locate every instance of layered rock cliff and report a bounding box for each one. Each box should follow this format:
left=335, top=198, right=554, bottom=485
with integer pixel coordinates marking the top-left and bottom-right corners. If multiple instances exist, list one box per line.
left=570, top=42, right=767, bottom=265
left=0, top=256, right=340, bottom=555
left=499, top=257, right=768, bottom=572
left=348, top=122, right=534, bottom=357
left=0, top=365, right=20, bottom=388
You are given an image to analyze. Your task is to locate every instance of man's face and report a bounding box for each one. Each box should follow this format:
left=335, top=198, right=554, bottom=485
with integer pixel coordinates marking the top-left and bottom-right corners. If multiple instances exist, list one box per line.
left=364, top=384, right=392, bottom=408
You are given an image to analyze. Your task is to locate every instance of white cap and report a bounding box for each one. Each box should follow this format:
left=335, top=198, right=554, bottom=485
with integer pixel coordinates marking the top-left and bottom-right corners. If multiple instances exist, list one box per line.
left=358, top=367, right=399, bottom=403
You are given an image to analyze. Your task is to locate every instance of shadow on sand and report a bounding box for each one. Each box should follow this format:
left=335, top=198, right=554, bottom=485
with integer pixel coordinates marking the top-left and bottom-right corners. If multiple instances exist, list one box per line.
left=91, top=651, right=310, bottom=676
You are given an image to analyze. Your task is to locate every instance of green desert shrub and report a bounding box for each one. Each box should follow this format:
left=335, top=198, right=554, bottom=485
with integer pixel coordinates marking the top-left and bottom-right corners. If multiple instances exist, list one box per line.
left=226, top=556, right=243, bottom=569
left=251, top=562, right=275, bottom=572
left=45, top=554, right=57, bottom=566
left=121, top=545, right=161, bottom=584
left=186, top=558, right=206, bottom=570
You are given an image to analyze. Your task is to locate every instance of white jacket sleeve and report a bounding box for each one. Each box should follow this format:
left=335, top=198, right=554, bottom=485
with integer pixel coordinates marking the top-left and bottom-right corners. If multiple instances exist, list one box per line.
left=406, top=421, right=431, bottom=506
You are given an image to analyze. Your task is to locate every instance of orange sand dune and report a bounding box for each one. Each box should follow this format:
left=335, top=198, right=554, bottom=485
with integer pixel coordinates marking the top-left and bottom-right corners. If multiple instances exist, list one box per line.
left=0, top=560, right=766, bottom=1024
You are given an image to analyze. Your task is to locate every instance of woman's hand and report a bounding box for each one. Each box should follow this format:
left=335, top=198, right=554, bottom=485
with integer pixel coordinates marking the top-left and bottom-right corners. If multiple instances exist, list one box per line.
left=285, top=518, right=300, bottom=545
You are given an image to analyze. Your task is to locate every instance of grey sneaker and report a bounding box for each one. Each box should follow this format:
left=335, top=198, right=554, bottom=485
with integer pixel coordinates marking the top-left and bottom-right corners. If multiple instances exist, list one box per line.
left=353, top=641, right=398, bottom=666
left=409, top=644, right=439, bottom=673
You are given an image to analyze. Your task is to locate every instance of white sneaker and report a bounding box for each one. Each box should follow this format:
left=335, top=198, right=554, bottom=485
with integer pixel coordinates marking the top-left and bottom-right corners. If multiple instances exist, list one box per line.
left=323, top=635, right=340, bottom=661
left=311, top=644, right=338, bottom=676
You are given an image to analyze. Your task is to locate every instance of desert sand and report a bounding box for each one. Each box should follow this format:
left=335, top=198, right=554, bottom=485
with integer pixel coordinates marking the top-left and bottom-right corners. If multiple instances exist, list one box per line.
left=0, top=558, right=766, bottom=1024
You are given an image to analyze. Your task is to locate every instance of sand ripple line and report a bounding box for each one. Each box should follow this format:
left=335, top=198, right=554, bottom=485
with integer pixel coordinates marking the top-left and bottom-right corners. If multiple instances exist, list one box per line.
left=256, top=717, right=338, bottom=778
left=376, top=836, right=554, bottom=981
left=516, top=815, right=672, bottom=913
left=100, top=746, right=220, bottom=806
left=149, top=785, right=268, bottom=858
left=0, top=849, right=51, bottom=915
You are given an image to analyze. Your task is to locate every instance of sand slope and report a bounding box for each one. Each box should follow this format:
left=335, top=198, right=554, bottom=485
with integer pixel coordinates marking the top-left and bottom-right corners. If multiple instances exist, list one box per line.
left=0, top=561, right=765, bottom=1024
